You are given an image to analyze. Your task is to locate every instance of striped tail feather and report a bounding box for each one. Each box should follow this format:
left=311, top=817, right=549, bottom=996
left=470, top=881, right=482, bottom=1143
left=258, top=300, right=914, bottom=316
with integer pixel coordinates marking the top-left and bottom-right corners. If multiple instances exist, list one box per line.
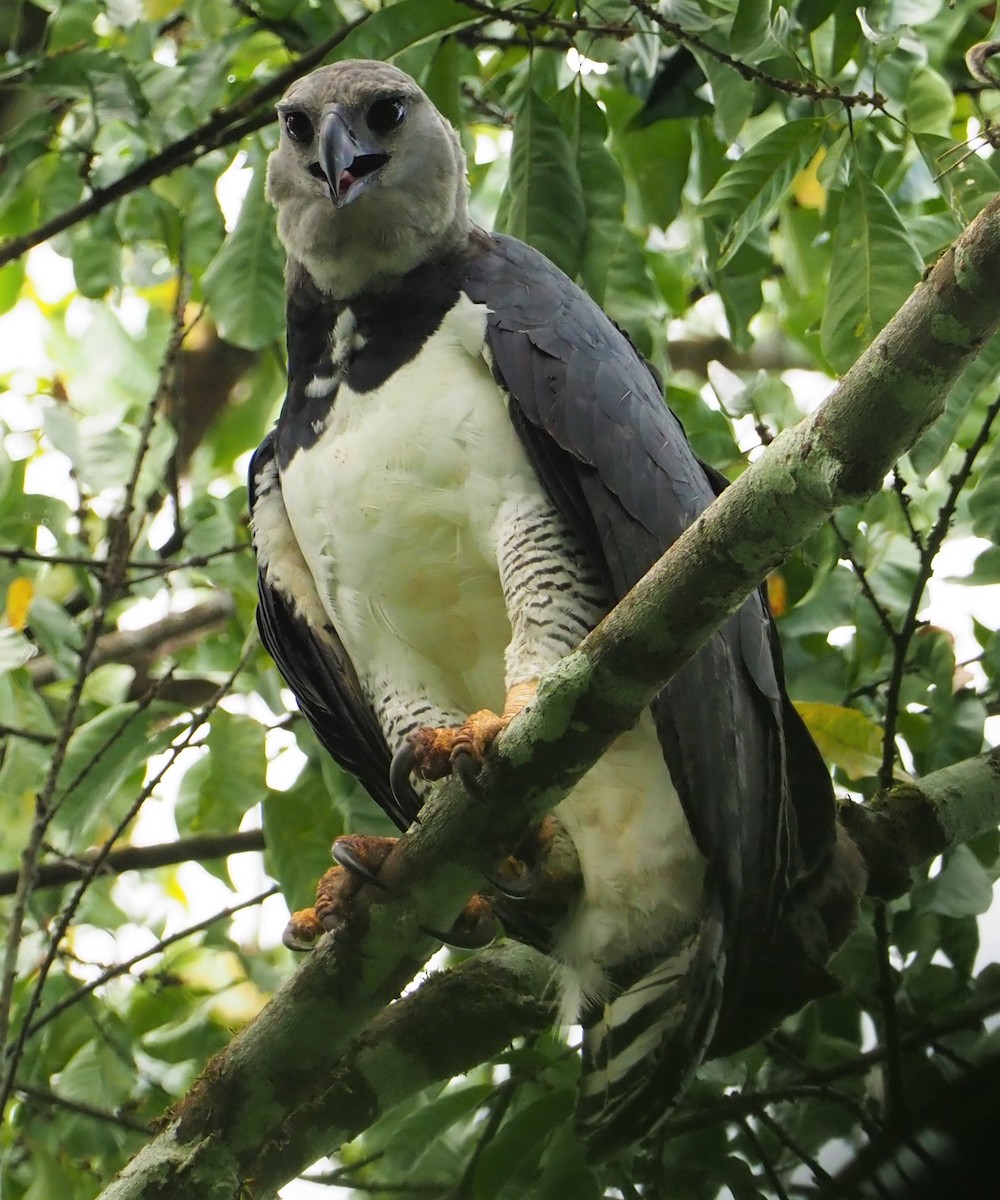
left=576, top=916, right=726, bottom=1158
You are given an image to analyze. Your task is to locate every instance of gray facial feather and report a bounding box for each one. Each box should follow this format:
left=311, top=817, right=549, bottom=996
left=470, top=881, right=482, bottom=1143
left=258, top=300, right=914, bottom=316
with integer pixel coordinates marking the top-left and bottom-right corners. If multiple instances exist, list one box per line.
left=266, top=60, right=470, bottom=299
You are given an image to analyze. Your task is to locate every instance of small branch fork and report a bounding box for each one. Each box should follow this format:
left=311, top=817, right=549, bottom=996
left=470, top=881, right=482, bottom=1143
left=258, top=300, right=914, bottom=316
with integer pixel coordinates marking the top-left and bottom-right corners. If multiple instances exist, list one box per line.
left=1, top=2, right=891, bottom=271
left=828, top=392, right=1000, bottom=1131
left=0, top=273, right=252, bottom=1124
left=0, top=830, right=266, bottom=897
left=460, top=0, right=888, bottom=112
left=0, top=14, right=372, bottom=268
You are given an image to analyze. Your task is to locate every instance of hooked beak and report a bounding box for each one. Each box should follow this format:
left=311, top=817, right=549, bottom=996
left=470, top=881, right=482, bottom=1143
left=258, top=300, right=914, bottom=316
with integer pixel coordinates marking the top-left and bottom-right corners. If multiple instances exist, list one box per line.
left=315, top=108, right=389, bottom=207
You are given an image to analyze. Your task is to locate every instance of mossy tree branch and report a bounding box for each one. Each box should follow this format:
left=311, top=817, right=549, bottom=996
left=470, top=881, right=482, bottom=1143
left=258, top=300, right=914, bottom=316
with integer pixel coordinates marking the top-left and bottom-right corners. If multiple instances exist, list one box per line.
left=97, top=195, right=1000, bottom=1199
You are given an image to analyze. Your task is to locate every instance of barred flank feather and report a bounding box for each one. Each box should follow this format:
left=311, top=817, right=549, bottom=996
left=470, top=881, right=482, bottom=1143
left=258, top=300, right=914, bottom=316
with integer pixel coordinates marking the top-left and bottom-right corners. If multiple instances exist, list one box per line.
left=577, top=918, right=726, bottom=1158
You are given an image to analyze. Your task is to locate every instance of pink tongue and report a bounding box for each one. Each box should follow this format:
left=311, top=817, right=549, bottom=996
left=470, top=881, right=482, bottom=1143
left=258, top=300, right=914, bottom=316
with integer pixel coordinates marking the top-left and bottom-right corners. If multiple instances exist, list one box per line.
left=338, top=168, right=356, bottom=193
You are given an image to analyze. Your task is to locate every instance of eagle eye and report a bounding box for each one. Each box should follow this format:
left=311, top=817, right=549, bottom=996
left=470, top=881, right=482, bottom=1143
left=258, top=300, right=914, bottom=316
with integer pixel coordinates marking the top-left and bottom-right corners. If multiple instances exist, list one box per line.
left=366, top=97, right=405, bottom=135
left=283, top=110, right=314, bottom=144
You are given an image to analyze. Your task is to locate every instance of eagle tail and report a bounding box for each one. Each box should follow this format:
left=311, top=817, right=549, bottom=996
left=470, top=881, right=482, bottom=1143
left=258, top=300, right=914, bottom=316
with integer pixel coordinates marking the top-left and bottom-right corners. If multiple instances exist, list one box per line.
left=576, top=915, right=726, bottom=1159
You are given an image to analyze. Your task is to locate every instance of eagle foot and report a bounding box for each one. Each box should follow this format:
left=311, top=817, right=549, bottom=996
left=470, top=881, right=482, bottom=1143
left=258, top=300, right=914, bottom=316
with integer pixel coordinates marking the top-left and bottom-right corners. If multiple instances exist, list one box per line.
left=496, top=816, right=583, bottom=910
left=282, top=834, right=501, bottom=953
left=421, top=892, right=498, bottom=949
left=390, top=681, right=539, bottom=804
left=282, top=834, right=397, bottom=951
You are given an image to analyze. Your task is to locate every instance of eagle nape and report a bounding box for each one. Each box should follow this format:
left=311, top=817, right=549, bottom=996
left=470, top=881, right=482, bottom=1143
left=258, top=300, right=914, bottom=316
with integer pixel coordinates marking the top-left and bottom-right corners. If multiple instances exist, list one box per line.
left=253, top=57, right=862, bottom=1156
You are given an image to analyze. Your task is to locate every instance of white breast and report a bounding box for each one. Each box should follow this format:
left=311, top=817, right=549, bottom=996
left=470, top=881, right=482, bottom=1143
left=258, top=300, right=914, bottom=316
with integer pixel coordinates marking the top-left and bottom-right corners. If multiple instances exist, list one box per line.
left=279, top=293, right=539, bottom=715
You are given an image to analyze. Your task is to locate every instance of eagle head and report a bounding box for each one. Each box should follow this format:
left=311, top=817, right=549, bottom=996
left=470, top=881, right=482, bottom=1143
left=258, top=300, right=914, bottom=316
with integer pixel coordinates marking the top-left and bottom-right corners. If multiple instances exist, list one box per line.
left=266, top=60, right=470, bottom=298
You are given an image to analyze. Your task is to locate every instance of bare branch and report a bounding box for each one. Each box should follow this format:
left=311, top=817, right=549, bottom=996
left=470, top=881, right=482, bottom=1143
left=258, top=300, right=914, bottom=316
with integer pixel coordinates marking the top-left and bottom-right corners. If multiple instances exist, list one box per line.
left=12, top=1078, right=151, bottom=1135
left=25, top=593, right=236, bottom=686
left=0, top=14, right=371, bottom=268
left=0, top=829, right=265, bottom=896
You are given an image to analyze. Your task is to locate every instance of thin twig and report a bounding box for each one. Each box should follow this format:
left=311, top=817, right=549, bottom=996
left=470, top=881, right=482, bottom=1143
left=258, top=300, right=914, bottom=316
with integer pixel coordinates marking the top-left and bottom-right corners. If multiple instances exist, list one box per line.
left=0, top=279, right=220, bottom=1114
left=829, top=517, right=899, bottom=646
left=0, top=644, right=253, bottom=1110
left=879, top=392, right=1000, bottom=786
left=0, top=541, right=245, bottom=576
left=0, top=14, right=371, bottom=268
left=891, top=471, right=925, bottom=553
left=12, top=1078, right=151, bottom=1134
left=658, top=983, right=1000, bottom=1141
left=23, top=886, right=278, bottom=1044
left=0, top=829, right=266, bottom=896
left=753, top=1107, right=833, bottom=1185
left=738, top=1115, right=791, bottom=1200
left=453, top=1068, right=526, bottom=1198
left=873, top=903, right=905, bottom=1128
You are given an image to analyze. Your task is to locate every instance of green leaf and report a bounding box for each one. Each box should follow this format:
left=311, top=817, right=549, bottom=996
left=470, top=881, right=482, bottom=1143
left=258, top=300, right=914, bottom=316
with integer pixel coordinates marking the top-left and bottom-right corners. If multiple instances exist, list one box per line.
left=55, top=1037, right=135, bottom=1108
left=473, top=1091, right=573, bottom=1200
left=44, top=403, right=142, bottom=492
left=262, top=759, right=344, bottom=912
left=0, top=259, right=25, bottom=316
left=917, top=132, right=1000, bottom=228
left=730, top=0, right=772, bottom=56
left=24, top=595, right=83, bottom=678
left=54, top=703, right=173, bottom=843
left=70, top=213, right=122, bottom=298
left=794, top=701, right=886, bottom=780
left=554, top=85, right=625, bottom=305
left=820, top=169, right=923, bottom=373
left=905, top=66, right=954, bottom=136
left=497, top=88, right=586, bottom=278
left=387, top=1082, right=492, bottom=1173
left=706, top=235, right=769, bottom=351
left=537, top=1122, right=600, bottom=1200
left=202, top=154, right=285, bottom=350
left=969, top=435, right=1000, bottom=543
left=175, top=710, right=267, bottom=836
left=700, top=119, right=826, bottom=267
left=602, top=86, right=691, bottom=229
left=910, top=330, right=1000, bottom=478
left=0, top=627, right=36, bottom=675
left=697, top=51, right=755, bottom=146
left=334, top=0, right=484, bottom=63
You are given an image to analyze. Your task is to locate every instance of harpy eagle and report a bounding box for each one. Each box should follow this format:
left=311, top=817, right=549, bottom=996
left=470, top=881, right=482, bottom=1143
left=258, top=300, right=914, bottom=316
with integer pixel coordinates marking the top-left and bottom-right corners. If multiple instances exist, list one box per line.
left=251, top=59, right=858, bottom=1155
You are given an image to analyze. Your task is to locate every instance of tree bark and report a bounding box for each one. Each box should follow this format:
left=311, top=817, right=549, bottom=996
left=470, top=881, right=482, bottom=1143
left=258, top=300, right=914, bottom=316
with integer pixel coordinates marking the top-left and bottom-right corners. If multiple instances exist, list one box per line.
left=96, top=194, right=1000, bottom=1199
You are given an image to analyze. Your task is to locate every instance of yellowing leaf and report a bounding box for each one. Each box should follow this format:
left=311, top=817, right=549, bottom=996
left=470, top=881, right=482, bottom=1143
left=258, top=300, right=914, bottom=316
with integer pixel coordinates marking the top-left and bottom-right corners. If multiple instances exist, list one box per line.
left=793, top=147, right=827, bottom=210
left=766, top=571, right=789, bottom=617
left=6, top=578, right=34, bottom=631
left=794, top=701, right=899, bottom=781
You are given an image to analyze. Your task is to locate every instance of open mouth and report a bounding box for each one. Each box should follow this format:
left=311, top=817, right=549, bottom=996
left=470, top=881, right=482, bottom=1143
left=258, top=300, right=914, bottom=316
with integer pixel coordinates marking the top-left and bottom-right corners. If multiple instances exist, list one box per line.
left=337, top=153, right=389, bottom=195
left=308, top=153, right=390, bottom=204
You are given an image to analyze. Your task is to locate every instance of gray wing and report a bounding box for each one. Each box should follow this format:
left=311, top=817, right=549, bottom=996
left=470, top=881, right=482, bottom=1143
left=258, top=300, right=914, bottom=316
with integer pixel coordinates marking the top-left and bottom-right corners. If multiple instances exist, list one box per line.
left=249, top=431, right=416, bottom=831
left=462, top=233, right=835, bottom=1039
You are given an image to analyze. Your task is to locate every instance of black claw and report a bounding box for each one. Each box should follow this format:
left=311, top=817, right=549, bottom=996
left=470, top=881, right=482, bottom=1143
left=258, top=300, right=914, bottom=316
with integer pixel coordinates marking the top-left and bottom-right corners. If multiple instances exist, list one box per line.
left=319, top=910, right=346, bottom=934
left=390, top=739, right=420, bottom=809
left=484, top=869, right=533, bottom=899
left=332, top=842, right=389, bottom=889
left=452, top=747, right=485, bottom=798
left=418, top=921, right=496, bottom=950
left=282, top=925, right=319, bottom=952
